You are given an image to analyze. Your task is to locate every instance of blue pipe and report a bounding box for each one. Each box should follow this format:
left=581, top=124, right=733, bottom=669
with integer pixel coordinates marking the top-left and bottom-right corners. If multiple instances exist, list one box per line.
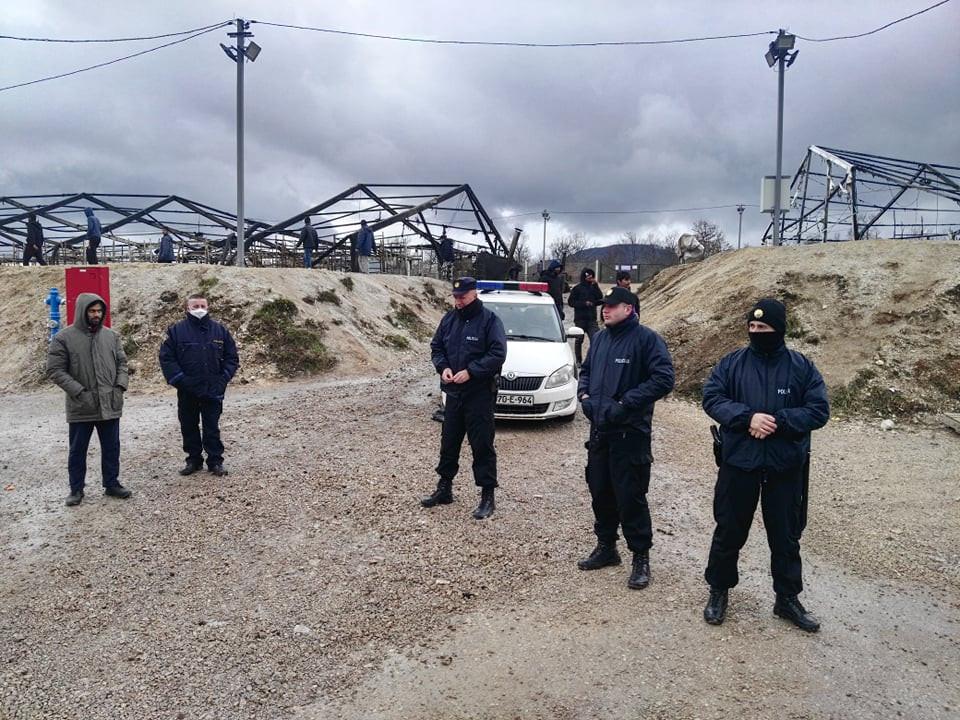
left=45, top=287, right=62, bottom=341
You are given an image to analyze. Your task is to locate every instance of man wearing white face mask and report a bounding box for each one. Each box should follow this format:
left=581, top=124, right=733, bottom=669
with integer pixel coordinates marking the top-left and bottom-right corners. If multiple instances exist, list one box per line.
left=159, top=293, right=240, bottom=477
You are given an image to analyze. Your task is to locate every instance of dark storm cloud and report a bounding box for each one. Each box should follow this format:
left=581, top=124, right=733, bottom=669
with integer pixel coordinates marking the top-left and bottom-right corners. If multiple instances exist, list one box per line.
left=2, top=0, right=957, bottom=246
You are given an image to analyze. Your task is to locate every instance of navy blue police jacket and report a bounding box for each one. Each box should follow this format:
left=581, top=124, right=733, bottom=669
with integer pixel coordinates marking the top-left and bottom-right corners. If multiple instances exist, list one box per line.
left=577, top=316, right=675, bottom=453
left=159, top=313, right=239, bottom=400
left=702, top=344, right=830, bottom=472
left=430, top=298, right=507, bottom=396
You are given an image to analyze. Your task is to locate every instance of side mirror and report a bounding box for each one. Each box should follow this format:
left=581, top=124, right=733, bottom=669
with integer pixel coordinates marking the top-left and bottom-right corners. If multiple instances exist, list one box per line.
left=566, top=326, right=585, bottom=340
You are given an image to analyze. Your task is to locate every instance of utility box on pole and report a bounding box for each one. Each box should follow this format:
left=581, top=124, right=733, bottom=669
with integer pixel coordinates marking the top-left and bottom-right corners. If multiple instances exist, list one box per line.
left=65, top=266, right=111, bottom=327
left=761, top=176, right=792, bottom=213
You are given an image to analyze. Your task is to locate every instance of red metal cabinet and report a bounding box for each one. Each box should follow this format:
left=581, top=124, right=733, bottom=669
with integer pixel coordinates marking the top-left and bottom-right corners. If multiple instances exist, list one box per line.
left=65, top=266, right=112, bottom=327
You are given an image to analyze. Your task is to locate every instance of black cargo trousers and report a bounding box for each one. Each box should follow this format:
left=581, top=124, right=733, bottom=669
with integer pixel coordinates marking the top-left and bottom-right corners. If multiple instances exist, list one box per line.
left=704, top=462, right=806, bottom=596
left=436, top=385, right=497, bottom=489
left=585, top=429, right=653, bottom=554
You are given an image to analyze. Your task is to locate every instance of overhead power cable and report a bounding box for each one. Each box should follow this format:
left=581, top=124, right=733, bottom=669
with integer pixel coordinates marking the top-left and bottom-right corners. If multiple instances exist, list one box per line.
left=0, top=23, right=230, bottom=93
left=0, top=20, right=232, bottom=43
left=250, top=20, right=775, bottom=47
left=495, top=204, right=758, bottom=220
left=795, top=0, right=953, bottom=41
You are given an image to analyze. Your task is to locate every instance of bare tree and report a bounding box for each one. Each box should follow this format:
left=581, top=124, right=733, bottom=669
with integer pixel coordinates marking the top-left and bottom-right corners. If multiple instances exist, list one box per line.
left=549, top=232, right=590, bottom=260
left=692, top=219, right=731, bottom=257
left=514, top=239, right=532, bottom=266
left=621, top=231, right=640, bottom=245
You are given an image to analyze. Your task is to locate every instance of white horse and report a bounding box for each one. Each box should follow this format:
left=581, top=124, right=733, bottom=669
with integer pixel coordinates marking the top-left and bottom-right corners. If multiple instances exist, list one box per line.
left=677, top=233, right=705, bottom=264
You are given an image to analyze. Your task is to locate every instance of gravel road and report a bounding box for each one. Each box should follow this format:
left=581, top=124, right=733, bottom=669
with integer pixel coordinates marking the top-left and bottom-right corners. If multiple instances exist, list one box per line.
left=1, top=369, right=958, bottom=720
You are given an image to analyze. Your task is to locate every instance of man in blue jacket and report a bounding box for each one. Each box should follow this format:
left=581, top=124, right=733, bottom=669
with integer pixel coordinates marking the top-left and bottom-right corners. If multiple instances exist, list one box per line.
left=356, top=220, right=376, bottom=273
left=577, top=286, right=675, bottom=589
left=702, top=298, right=829, bottom=632
left=156, top=228, right=175, bottom=263
left=422, top=277, right=507, bottom=520
left=84, top=208, right=102, bottom=264
left=295, top=216, right=320, bottom=269
left=159, top=293, right=240, bottom=477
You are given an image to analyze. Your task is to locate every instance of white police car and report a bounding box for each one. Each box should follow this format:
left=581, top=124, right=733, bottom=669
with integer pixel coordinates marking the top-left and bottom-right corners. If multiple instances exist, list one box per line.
left=478, top=280, right=583, bottom=421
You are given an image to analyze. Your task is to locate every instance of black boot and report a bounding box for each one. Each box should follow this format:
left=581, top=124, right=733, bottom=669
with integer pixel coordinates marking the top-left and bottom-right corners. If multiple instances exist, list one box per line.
left=627, top=553, right=650, bottom=589
left=179, top=460, right=203, bottom=476
left=209, top=465, right=228, bottom=477
left=421, top=479, right=453, bottom=508
left=773, top=594, right=821, bottom=633
left=577, top=542, right=621, bottom=571
left=65, top=491, right=84, bottom=507
left=703, top=588, right=728, bottom=625
left=472, top=487, right=495, bottom=520
left=104, top=484, right=132, bottom=499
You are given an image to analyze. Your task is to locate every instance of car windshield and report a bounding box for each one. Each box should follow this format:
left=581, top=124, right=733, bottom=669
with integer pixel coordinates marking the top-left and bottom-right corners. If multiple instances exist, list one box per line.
left=484, top=298, right=564, bottom=342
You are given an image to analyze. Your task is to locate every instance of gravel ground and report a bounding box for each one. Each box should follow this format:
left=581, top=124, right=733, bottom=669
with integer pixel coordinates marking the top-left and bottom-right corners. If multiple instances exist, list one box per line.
left=1, top=370, right=958, bottom=720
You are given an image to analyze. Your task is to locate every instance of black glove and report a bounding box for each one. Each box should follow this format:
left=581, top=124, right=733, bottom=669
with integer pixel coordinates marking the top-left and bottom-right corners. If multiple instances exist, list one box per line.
left=607, top=402, right=627, bottom=424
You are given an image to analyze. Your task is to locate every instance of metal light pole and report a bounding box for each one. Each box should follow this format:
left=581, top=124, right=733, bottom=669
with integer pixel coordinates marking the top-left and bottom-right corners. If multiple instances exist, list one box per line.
left=222, top=20, right=261, bottom=267
left=736, top=204, right=745, bottom=249
left=765, top=30, right=798, bottom=247
left=541, top=209, right=550, bottom=266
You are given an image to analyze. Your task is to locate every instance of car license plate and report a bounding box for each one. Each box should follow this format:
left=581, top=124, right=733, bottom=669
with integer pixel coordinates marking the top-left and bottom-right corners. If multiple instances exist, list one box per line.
left=498, top=394, right=534, bottom=406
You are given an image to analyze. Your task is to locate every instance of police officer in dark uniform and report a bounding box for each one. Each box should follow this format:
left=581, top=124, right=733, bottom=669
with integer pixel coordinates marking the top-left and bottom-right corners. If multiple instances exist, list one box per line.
left=577, top=286, right=675, bottom=588
left=702, top=298, right=829, bottom=632
left=422, top=277, right=507, bottom=520
left=567, top=267, right=603, bottom=366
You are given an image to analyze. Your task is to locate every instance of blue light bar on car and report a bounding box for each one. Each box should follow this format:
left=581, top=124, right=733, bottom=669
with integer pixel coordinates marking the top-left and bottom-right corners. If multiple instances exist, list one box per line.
left=477, top=281, right=549, bottom=292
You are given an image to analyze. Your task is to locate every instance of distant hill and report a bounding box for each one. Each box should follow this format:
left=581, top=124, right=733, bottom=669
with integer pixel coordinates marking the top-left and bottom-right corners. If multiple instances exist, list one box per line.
left=566, top=243, right=677, bottom=283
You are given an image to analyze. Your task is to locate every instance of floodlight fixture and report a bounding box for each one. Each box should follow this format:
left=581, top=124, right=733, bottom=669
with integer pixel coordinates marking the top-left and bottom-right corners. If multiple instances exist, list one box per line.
left=765, top=45, right=777, bottom=67
left=786, top=49, right=799, bottom=68
left=776, top=33, right=796, bottom=50
left=245, top=41, right=261, bottom=62
left=220, top=43, right=238, bottom=62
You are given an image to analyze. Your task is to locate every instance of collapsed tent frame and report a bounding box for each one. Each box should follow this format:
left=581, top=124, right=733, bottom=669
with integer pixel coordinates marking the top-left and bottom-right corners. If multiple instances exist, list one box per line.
left=0, top=184, right=515, bottom=269
left=763, top=146, right=960, bottom=244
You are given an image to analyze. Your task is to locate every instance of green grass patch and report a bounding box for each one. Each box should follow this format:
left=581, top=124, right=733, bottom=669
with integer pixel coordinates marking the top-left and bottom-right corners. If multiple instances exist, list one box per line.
left=422, top=282, right=449, bottom=310
left=122, top=337, right=140, bottom=358
left=197, top=275, right=220, bottom=294
left=316, top=289, right=341, bottom=305
left=388, top=299, right=430, bottom=340
left=248, top=298, right=336, bottom=374
left=830, top=367, right=926, bottom=417
left=383, top=334, right=410, bottom=350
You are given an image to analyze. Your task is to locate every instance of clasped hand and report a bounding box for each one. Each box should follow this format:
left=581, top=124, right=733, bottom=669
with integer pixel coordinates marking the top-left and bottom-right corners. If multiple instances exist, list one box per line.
left=441, top=368, right=471, bottom=384
left=749, top=412, right=778, bottom=439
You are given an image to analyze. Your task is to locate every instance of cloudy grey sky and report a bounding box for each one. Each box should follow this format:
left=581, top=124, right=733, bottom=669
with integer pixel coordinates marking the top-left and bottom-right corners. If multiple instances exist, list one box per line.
left=2, top=0, right=958, bottom=249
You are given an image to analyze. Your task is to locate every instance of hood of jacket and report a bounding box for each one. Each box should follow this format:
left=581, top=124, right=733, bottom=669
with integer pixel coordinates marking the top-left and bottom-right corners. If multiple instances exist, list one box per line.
left=84, top=207, right=95, bottom=217
left=547, top=260, right=562, bottom=272
left=73, top=293, right=107, bottom=330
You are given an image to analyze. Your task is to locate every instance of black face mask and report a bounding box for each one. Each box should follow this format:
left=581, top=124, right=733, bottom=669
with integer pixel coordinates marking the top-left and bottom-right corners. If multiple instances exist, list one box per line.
left=749, top=331, right=785, bottom=354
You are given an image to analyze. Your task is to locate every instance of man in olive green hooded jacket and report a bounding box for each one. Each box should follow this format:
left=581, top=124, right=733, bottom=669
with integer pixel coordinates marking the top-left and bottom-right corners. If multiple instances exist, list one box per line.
left=46, top=293, right=132, bottom=506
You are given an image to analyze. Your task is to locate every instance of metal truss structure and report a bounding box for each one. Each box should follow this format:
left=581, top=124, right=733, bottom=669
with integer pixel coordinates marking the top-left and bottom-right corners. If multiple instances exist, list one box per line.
left=0, top=184, right=515, bottom=269
left=763, top=146, right=960, bottom=244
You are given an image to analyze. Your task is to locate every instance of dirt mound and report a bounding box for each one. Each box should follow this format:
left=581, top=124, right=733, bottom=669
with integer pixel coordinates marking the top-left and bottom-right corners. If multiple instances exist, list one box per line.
left=636, top=240, right=960, bottom=418
left=0, top=265, right=450, bottom=392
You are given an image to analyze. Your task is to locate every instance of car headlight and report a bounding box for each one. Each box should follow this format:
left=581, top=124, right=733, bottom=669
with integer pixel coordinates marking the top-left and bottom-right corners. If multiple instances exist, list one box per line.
left=545, top=364, right=575, bottom=389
